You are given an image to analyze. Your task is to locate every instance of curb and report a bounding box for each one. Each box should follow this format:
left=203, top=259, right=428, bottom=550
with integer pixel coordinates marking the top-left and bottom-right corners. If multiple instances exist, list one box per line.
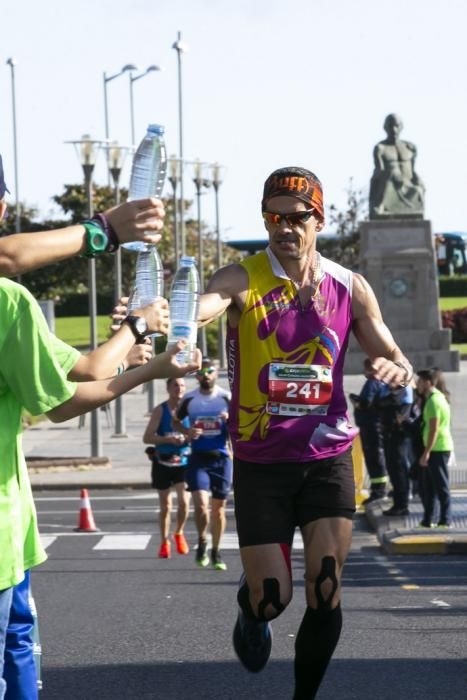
left=382, top=532, right=467, bottom=555
left=364, top=501, right=467, bottom=554
left=30, top=481, right=152, bottom=492
left=27, top=456, right=111, bottom=470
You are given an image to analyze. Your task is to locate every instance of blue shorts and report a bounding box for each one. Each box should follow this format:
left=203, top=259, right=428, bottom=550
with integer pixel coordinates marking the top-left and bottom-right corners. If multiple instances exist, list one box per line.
left=186, top=452, right=233, bottom=500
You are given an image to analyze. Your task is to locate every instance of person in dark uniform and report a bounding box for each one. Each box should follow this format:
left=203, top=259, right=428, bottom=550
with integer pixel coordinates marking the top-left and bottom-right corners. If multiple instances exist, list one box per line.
left=380, top=385, right=415, bottom=516
left=350, top=358, right=389, bottom=502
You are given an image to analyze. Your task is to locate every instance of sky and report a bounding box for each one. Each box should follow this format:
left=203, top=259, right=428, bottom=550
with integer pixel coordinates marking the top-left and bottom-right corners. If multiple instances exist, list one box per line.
left=2, top=0, right=467, bottom=244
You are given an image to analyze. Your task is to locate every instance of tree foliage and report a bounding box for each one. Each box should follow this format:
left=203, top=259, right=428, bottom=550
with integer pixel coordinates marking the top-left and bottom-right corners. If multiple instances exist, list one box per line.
left=1, top=184, right=241, bottom=305
left=318, top=178, right=368, bottom=270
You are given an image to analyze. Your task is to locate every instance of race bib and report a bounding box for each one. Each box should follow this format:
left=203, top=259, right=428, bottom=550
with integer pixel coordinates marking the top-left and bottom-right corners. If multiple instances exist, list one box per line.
left=193, top=415, right=222, bottom=437
left=266, top=363, right=333, bottom=417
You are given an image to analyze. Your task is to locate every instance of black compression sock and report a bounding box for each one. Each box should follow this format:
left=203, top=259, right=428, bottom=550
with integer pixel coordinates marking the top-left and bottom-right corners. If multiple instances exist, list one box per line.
left=293, top=604, right=343, bottom=700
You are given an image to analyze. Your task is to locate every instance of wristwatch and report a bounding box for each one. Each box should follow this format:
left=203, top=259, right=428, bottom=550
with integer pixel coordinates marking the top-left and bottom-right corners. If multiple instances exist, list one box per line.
left=122, top=315, right=148, bottom=343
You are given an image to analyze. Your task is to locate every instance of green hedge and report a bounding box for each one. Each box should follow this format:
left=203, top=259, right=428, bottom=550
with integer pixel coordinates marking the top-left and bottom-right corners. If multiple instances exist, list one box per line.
left=54, top=293, right=115, bottom=317
left=439, top=276, right=467, bottom=297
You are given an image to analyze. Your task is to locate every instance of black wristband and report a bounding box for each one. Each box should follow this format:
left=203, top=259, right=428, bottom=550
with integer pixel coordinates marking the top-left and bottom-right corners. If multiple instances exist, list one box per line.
left=91, top=213, right=119, bottom=253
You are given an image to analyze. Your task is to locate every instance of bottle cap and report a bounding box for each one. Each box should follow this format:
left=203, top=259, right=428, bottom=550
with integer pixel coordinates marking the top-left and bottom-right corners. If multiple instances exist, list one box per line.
left=180, top=256, right=196, bottom=266
left=147, top=124, right=165, bottom=136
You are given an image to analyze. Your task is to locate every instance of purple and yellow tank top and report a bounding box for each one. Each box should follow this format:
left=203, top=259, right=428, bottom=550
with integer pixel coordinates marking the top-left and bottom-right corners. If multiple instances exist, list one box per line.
left=227, top=248, right=356, bottom=463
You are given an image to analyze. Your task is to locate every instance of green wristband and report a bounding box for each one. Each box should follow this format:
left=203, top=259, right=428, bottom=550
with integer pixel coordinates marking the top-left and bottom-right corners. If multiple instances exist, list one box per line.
left=82, top=220, right=109, bottom=258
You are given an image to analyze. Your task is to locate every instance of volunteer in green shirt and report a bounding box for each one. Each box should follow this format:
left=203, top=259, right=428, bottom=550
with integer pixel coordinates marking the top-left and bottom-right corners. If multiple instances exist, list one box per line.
left=416, top=369, right=453, bottom=528
left=0, top=153, right=201, bottom=700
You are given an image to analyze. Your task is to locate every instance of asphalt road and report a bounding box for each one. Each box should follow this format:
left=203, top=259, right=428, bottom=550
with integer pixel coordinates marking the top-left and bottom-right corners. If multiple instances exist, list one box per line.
left=32, top=491, right=467, bottom=700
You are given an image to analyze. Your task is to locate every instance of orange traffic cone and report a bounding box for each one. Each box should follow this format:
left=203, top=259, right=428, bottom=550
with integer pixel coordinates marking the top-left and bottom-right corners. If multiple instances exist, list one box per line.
left=75, top=488, right=99, bottom=532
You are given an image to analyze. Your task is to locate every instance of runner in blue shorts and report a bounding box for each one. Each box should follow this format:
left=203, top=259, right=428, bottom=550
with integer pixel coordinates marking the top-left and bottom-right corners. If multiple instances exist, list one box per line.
left=176, top=358, right=232, bottom=571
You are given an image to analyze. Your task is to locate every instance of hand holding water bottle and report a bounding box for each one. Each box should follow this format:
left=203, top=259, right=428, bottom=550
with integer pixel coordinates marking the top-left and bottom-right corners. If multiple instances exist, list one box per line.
left=124, top=339, right=153, bottom=369
left=110, top=296, right=169, bottom=336
left=122, top=124, right=167, bottom=253
left=105, top=197, right=165, bottom=247
left=148, top=340, right=202, bottom=379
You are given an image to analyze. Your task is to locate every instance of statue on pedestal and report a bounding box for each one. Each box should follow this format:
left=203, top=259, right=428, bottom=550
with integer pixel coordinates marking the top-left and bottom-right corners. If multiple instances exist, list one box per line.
left=369, top=113, right=425, bottom=219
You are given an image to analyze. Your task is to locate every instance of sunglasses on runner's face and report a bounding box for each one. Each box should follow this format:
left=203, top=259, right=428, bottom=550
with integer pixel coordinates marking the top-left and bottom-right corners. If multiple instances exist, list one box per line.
left=262, top=209, right=316, bottom=228
left=197, top=368, right=215, bottom=376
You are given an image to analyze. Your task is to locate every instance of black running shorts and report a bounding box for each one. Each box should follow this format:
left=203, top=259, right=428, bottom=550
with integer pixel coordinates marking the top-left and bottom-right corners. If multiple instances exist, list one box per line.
left=151, top=460, right=187, bottom=491
left=233, top=449, right=355, bottom=548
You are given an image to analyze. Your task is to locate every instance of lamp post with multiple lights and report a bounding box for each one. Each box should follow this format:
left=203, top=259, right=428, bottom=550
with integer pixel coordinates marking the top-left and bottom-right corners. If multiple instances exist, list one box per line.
left=108, top=141, right=130, bottom=436
left=103, top=64, right=137, bottom=182
left=66, top=135, right=106, bottom=456
left=129, top=65, right=161, bottom=147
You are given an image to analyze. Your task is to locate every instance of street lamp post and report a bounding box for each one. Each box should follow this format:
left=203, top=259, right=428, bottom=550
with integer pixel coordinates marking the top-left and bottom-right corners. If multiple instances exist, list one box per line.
left=103, top=64, right=138, bottom=183
left=129, top=65, right=161, bottom=148
left=193, top=159, right=210, bottom=357
left=108, top=141, right=128, bottom=437
left=168, top=156, right=180, bottom=263
left=172, top=31, right=188, bottom=256
left=66, top=135, right=105, bottom=456
left=212, top=163, right=226, bottom=368
left=6, top=58, right=20, bottom=233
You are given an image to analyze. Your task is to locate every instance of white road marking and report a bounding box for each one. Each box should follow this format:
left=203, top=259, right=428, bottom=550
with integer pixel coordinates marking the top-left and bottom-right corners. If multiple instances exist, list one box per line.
left=93, top=535, right=152, bottom=550
left=430, top=598, right=451, bottom=608
left=40, top=535, right=57, bottom=550
left=38, top=531, right=306, bottom=551
left=36, top=507, right=237, bottom=515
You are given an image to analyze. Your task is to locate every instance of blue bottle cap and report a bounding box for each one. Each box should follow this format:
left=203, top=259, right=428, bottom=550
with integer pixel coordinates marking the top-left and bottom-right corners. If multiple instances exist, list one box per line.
left=180, top=256, right=196, bottom=266
left=147, top=124, right=165, bottom=136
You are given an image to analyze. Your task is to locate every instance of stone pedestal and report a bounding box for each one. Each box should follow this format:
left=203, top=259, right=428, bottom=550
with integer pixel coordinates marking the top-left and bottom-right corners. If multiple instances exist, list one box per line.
left=345, top=219, right=460, bottom=373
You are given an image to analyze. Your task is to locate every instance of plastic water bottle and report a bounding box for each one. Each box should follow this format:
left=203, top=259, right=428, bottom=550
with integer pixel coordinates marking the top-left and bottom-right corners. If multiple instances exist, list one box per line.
left=128, top=245, right=164, bottom=337
left=168, top=256, right=200, bottom=363
left=122, top=124, right=167, bottom=252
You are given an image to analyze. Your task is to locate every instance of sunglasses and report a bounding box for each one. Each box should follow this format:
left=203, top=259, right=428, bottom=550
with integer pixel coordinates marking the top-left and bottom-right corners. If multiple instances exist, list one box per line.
left=262, top=208, right=316, bottom=228
left=197, top=368, right=215, bottom=376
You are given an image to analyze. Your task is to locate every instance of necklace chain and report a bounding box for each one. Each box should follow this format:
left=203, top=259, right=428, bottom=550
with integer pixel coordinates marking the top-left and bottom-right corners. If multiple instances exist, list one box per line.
left=288, top=252, right=321, bottom=292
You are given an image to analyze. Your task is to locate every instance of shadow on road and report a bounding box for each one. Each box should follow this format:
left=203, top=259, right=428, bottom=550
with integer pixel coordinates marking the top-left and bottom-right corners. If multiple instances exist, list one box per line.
left=41, top=657, right=467, bottom=699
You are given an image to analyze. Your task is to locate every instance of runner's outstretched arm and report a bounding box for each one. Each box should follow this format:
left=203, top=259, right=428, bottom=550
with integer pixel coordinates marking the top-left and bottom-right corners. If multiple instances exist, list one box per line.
left=198, top=263, right=247, bottom=326
left=352, top=272, right=413, bottom=388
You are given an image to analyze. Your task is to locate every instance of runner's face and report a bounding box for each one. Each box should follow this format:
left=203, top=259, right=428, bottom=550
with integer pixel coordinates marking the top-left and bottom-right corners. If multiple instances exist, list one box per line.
left=168, top=378, right=185, bottom=400
left=197, top=368, right=217, bottom=390
left=263, top=195, right=323, bottom=261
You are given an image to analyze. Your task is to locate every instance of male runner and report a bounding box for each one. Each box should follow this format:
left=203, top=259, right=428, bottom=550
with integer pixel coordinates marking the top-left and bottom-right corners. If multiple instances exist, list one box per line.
left=197, top=166, right=413, bottom=699
left=176, top=358, right=232, bottom=571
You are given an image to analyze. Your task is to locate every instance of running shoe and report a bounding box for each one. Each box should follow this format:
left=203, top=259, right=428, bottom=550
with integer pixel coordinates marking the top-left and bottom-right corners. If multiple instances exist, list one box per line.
left=417, top=522, right=434, bottom=529
left=195, top=540, right=209, bottom=567
left=382, top=506, right=410, bottom=517
left=436, top=523, right=452, bottom=529
left=174, top=533, right=190, bottom=555
left=233, top=609, right=272, bottom=673
left=158, top=541, right=171, bottom=559
left=211, top=549, right=227, bottom=571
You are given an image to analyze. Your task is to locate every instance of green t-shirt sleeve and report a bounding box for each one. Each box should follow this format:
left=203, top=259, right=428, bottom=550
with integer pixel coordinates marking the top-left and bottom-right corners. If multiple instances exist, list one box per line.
left=49, top=334, right=81, bottom=375
left=1, top=295, right=78, bottom=415
left=424, top=393, right=441, bottom=422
